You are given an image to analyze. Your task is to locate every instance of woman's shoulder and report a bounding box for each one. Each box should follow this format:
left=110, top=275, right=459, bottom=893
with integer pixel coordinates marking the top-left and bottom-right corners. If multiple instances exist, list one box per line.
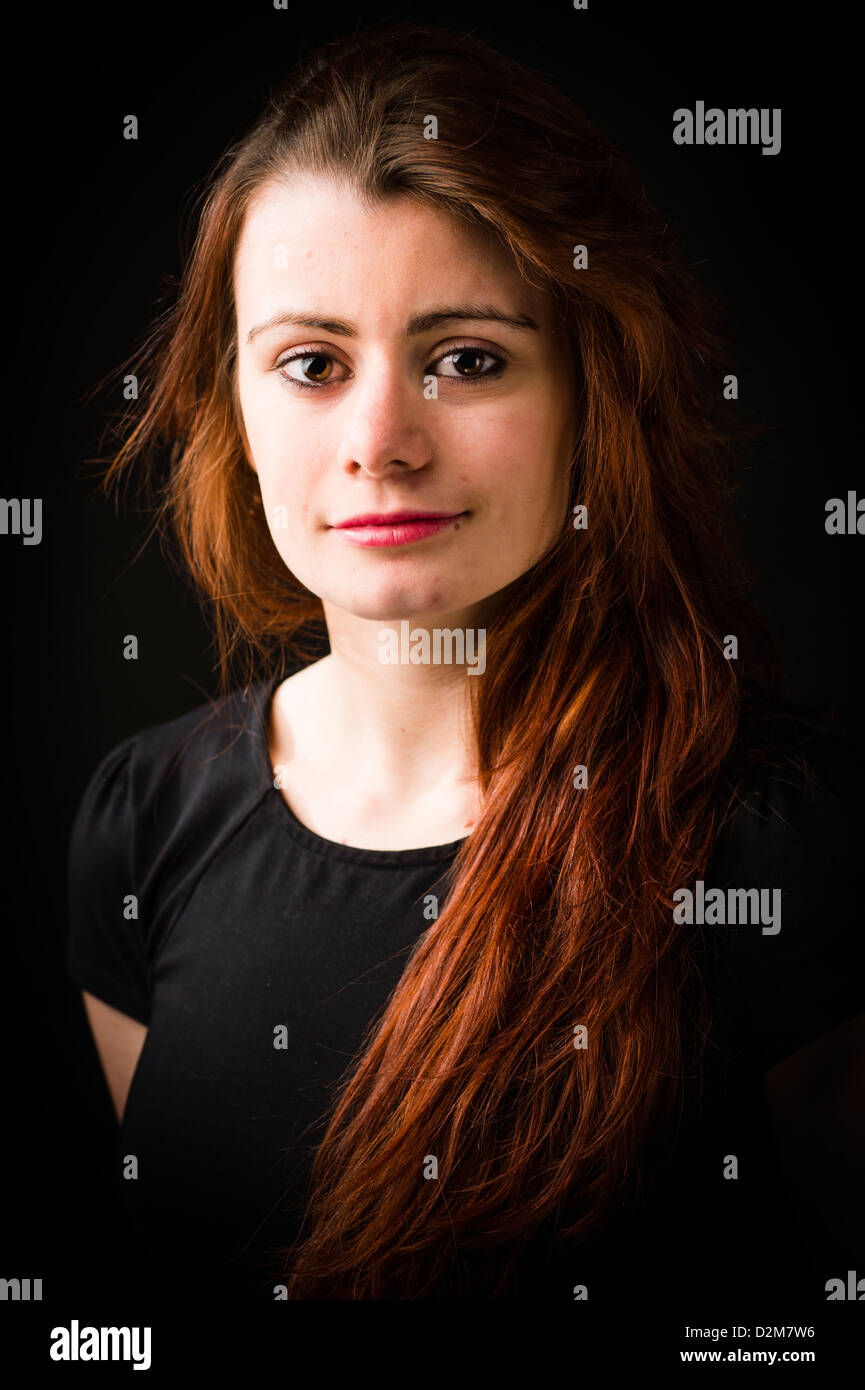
left=67, top=680, right=274, bottom=882
left=66, top=679, right=277, bottom=1018
left=82, top=679, right=270, bottom=800
left=713, top=715, right=862, bottom=874
left=703, top=714, right=864, bottom=1072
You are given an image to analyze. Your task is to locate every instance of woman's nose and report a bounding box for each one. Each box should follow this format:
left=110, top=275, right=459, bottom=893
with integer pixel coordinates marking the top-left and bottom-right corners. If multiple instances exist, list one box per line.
left=336, top=360, right=435, bottom=477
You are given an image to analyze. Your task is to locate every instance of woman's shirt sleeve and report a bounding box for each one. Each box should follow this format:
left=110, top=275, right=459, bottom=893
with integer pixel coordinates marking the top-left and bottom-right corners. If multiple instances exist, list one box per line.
left=705, top=732, right=865, bottom=1075
left=66, top=735, right=152, bottom=1026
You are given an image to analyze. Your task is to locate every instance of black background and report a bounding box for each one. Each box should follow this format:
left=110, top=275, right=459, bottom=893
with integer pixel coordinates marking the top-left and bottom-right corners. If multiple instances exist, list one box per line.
left=1, top=0, right=861, bottom=1360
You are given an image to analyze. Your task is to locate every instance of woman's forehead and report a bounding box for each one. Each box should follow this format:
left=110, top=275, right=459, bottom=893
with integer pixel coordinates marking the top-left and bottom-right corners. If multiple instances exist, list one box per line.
left=234, top=176, right=549, bottom=336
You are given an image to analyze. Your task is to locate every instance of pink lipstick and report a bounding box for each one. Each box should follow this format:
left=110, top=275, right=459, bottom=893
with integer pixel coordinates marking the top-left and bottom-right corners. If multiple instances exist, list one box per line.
left=330, top=510, right=468, bottom=548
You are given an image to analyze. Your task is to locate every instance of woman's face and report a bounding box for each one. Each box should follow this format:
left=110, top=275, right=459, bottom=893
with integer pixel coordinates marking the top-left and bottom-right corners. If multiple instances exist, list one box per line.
left=234, top=174, right=575, bottom=625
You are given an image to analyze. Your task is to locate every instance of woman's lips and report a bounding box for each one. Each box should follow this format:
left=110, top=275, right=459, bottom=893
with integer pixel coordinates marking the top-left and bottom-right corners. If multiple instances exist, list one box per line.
left=330, top=512, right=468, bottom=548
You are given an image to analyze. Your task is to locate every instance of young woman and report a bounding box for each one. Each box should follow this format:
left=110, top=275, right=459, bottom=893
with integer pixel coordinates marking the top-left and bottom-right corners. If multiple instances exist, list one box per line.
left=67, top=22, right=863, bottom=1303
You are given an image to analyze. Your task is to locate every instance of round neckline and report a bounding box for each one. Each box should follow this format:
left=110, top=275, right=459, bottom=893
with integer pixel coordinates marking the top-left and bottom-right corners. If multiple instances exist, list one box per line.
left=247, top=672, right=469, bottom=866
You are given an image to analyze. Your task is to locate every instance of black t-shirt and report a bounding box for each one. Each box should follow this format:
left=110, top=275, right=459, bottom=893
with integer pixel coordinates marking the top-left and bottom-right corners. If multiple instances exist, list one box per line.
left=66, top=676, right=864, bottom=1303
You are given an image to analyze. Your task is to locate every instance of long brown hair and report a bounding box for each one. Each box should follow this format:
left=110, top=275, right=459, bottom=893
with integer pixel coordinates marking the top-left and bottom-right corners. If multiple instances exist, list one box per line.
left=93, top=21, right=795, bottom=1297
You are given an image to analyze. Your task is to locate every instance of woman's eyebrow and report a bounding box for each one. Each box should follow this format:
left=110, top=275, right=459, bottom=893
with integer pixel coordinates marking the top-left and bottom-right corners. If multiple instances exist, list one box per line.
left=245, top=304, right=540, bottom=345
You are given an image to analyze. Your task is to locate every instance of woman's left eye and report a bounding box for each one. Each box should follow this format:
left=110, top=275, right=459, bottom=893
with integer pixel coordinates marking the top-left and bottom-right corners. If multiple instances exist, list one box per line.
left=435, top=346, right=506, bottom=381
left=274, top=344, right=506, bottom=390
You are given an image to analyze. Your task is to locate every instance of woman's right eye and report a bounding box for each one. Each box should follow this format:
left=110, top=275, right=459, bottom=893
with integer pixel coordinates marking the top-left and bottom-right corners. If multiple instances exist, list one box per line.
left=276, top=351, right=344, bottom=391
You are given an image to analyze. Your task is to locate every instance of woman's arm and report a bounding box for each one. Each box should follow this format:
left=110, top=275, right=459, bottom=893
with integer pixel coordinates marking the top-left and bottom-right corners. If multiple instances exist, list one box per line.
left=81, top=989, right=148, bottom=1126
left=763, top=1012, right=865, bottom=1267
